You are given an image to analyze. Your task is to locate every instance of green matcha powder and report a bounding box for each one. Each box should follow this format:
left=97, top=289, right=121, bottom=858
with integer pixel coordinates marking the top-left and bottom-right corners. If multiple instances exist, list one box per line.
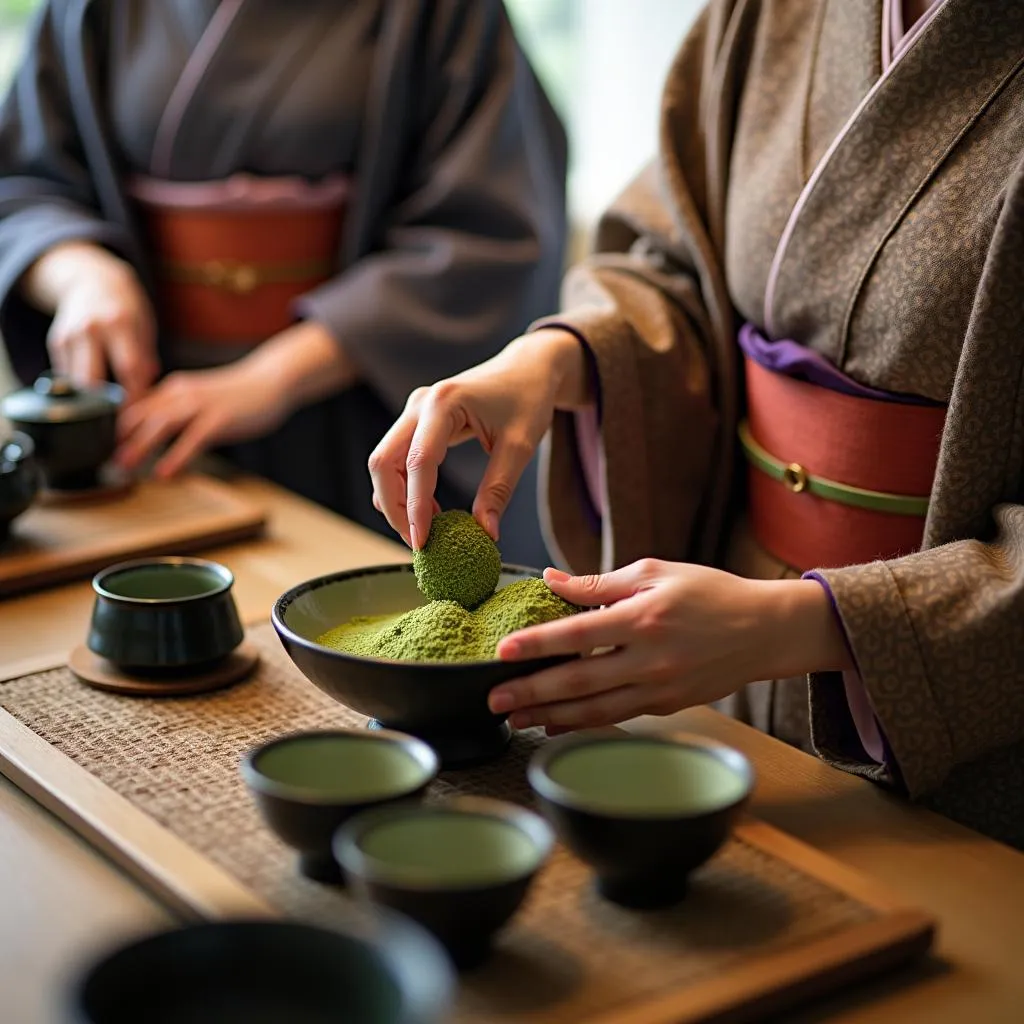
left=317, top=512, right=579, bottom=662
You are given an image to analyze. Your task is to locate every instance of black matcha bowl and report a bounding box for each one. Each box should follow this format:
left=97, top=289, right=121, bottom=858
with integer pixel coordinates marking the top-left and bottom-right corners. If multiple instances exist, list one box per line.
left=69, top=916, right=454, bottom=1024
left=87, top=556, right=244, bottom=672
left=241, top=728, right=440, bottom=884
left=528, top=731, right=755, bottom=910
left=0, top=431, right=39, bottom=541
left=335, top=796, right=553, bottom=971
left=0, top=373, right=122, bottom=491
left=272, top=564, right=571, bottom=768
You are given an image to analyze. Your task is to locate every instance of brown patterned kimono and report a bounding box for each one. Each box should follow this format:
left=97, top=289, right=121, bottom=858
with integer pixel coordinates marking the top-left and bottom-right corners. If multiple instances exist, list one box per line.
left=536, top=0, right=1024, bottom=848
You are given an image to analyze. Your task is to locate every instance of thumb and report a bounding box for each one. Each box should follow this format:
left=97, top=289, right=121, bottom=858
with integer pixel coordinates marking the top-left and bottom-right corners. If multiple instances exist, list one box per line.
left=542, top=562, right=647, bottom=608
left=472, top=433, right=535, bottom=541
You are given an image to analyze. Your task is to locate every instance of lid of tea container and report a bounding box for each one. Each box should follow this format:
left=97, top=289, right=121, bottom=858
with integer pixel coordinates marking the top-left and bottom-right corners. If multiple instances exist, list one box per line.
left=1, top=374, right=123, bottom=424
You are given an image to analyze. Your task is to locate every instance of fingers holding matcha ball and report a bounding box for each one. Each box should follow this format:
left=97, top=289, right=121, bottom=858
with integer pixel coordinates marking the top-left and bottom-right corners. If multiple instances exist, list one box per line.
left=413, top=510, right=502, bottom=610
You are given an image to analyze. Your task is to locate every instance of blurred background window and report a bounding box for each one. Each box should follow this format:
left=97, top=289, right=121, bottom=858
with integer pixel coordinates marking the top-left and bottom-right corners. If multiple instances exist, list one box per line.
left=0, top=0, right=703, bottom=395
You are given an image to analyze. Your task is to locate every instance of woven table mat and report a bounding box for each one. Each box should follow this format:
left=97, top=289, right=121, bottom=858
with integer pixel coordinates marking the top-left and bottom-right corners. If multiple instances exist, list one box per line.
left=1, top=623, right=877, bottom=1023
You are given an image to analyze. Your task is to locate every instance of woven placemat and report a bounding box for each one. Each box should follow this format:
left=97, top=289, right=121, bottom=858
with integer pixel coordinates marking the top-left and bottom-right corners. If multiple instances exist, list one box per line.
left=0, top=623, right=877, bottom=1022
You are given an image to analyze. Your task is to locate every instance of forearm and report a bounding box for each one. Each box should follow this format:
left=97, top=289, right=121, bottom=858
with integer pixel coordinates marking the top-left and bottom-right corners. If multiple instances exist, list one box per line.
left=244, top=320, right=359, bottom=415
left=19, top=240, right=134, bottom=314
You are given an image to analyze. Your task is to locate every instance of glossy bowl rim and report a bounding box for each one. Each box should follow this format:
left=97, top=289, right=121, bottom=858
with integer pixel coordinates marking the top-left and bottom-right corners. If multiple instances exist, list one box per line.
left=92, top=556, right=235, bottom=606
left=334, top=795, right=555, bottom=893
left=272, top=562, right=558, bottom=671
left=0, top=431, right=35, bottom=473
left=240, top=727, right=440, bottom=806
left=69, top=915, right=454, bottom=1023
left=528, top=729, right=756, bottom=821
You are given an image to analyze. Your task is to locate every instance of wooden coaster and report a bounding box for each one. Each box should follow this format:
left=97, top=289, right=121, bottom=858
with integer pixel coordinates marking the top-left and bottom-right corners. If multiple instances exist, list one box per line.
left=68, top=642, right=260, bottom=697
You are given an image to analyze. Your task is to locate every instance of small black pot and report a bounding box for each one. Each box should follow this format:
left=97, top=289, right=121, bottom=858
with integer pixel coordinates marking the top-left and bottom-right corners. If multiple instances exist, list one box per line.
left=0, top=432, right=39, bottom=541
left=241, top=728, right=439, bottom=883
left=87, top=557, right=244, bottom=671
left=1, top=374, right=122, bottom=491
left=335, top=796, right=553, bottom=971
left=528, top=731, right=755, bottom=910
left=69, top=916, right=454, bottom=1024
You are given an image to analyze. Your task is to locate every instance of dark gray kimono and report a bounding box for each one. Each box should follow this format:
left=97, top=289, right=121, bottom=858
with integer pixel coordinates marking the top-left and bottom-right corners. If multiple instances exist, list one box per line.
left=0, top=0, right=568, bottom=561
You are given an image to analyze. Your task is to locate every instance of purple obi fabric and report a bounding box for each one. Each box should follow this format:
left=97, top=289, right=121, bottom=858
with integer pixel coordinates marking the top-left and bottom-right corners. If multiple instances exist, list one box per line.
left=737, top=322, right=941, bottom=405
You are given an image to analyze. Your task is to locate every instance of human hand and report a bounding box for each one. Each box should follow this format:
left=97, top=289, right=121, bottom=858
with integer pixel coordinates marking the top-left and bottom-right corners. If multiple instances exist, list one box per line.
left=115, top=359, right=287, bottom=478
left=114, top=319, right=354, bottom=478
left=487, top=560, right=853, bottom=732
left=369, top=328, right=593, bottom=549
left=29, top=243, right=159, bottom=401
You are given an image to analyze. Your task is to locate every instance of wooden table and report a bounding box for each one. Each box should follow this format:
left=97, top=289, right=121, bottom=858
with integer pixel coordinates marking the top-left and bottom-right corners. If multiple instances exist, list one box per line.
left=1, top=475, right=1023, bottom=1024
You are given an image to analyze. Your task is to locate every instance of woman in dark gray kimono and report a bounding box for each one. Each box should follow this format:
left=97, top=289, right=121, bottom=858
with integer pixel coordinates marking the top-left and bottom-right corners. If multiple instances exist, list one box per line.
left=0, top=0, right=567, bottom=562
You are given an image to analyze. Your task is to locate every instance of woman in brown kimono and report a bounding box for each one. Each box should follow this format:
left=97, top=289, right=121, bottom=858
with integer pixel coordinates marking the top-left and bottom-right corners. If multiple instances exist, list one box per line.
left=370, top=0, right=1024, bottom=849
left=0, top=0, right=567, bottom=563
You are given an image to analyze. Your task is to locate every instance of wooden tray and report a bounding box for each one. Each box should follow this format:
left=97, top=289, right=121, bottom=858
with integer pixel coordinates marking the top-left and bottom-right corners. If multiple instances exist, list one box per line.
left=0, top=474, right=265, bottom=597
left=0, top=626, right=936, bottom=1023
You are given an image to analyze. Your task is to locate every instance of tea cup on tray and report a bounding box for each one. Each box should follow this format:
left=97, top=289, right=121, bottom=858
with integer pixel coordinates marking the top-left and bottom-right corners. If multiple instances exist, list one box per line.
left=241, top=728, right=439, bottom=883
left=527, top=730, right=755, bottom=909
left=334, top=795, right=553, bottom=970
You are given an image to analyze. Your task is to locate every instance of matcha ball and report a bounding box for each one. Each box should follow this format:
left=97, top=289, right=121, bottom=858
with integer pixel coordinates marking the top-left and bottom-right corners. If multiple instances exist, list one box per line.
left=413, top=510, right=501, bottom=610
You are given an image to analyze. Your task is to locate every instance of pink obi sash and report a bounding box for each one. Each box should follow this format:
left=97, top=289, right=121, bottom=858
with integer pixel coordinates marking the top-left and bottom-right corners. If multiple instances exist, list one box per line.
left=128, top=174, right=350, bottom=345
left=739, top=340, right=947, bottom=572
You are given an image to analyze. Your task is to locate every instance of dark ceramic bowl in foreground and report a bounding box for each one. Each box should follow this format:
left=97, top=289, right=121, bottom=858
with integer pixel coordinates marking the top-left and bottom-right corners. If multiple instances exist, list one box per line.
left=87, top=557, right=244, bottom=671
left=242, top=728, right=439, bottom=883
left=335, top=796, right=553, bottom=970
left=528, top=731, right=755, bottom=909
left=0, top=432, right=39, bottom=540
left=70, top=917, right=453, bottom=1024
left=1, top=374, right=122, bottom=491
left=272, top=564, right=571, bottom=768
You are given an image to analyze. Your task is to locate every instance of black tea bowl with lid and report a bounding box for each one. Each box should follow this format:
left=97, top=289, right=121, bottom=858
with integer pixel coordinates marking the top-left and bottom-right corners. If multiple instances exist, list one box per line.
left=0, top=373, right=123, bottom=491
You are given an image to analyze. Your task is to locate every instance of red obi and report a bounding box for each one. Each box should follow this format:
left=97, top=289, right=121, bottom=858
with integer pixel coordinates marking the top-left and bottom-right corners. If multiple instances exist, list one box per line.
left=740, top=355, right=946, bottom=571
left=129, top=174, right=349, bottom=345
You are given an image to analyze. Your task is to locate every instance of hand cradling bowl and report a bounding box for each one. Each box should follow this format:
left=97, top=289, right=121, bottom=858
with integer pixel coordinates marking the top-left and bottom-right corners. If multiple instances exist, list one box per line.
left=0, top=374, right=122, bottom=491
left=241, top=729, right=439, bottom=883
left=87, top=557, right=244, bottom=671
left=334, top=796, right=553, bottom=970
left=528, top=731, right=755, bottom=909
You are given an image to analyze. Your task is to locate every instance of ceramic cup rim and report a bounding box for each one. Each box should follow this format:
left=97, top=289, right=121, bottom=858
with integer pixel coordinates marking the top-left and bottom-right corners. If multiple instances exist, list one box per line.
left=528, top=729, right=756, bottom=821
left=92, top=556, right=235, bottom=606
left=240, top=727, right=440, bottom=807
left=272, top=562, right=552, bottom=670
left=334, top=795, right=554, bottom=892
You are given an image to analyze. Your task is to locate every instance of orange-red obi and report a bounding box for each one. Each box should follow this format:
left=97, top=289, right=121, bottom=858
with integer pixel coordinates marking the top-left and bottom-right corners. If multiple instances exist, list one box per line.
left=128, top=175, right=349, bottom=345
left=740, top=355, right=946, bottom=572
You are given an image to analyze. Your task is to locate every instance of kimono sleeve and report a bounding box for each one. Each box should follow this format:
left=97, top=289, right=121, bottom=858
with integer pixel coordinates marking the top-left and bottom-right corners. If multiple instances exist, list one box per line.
left=296, top=0, right=568, bottom=413
left=809, top=175, right=1024, bottom=802
left=530, top=1, right=749, bottom=576
left=0, top=1, right=132, bottom=375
